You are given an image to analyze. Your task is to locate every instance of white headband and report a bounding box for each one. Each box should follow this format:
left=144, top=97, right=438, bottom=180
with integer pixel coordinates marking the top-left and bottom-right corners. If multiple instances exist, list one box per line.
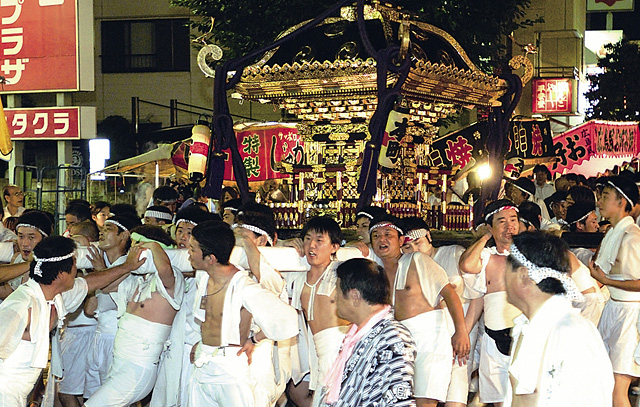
left=608, top=180, right=634, bottom=207
left=369, top=222, right=403, bottom=235
left=512, top=183, right=533, bottom=197
left=484, top=205, right=519, bottom=222
left=569, top=210, right=594, bottom=225
left=104, top=219, right=129, bottom=232
left=176, top=219, right=198, bottom=227
left=32, top=251, right=75, bottom=277
left=356, top=211, right=374, bottom=219
left=232, top=223, right=274, bottom=246
left=404, top=228, right=428, bottom=243
left=144, top=210, right=172, bottom=221
left=509, top=243, right=583, bottom=302
left=16, top=223, right=49, bottom=237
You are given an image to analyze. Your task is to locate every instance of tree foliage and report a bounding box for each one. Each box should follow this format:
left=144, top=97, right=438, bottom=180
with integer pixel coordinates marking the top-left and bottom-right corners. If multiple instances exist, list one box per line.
left=585, top=40, right=640, bottom=121
left=171, top=0, right=541, bottom=73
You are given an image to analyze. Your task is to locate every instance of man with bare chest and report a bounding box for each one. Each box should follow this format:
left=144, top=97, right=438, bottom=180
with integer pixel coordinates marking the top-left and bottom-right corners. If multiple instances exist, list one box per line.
left=459, top=199, right=523, bottom=406
left=85, top=220, right=184, bottom=407
left=187, top=220, right=297, bottom=407
left=370, top=215, right=469, bottom=407
left=0, top=236, right=144, bottom=407
left=287, top=217, right=351, bottom=407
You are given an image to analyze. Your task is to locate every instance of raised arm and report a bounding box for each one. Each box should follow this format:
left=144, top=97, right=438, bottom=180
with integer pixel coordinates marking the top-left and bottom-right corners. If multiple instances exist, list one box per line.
left=459, top=233, right=491, bottom=274
left=139, top=242, right=175, bottom=291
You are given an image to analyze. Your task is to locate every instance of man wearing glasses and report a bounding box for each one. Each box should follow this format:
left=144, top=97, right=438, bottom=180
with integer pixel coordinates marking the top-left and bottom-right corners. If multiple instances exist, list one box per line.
left=3, top=185, right=25, bottom=219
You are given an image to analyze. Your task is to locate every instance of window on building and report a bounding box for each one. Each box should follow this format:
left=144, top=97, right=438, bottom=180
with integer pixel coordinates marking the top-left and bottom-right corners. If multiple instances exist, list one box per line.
left=101, top=19, right=190, bottom=73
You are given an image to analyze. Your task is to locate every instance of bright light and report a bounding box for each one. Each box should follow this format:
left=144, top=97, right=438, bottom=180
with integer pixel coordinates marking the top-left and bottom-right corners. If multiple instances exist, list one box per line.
left=477, top=164, right=492, bottom=180
left=89, top=138, right=110, bottom=180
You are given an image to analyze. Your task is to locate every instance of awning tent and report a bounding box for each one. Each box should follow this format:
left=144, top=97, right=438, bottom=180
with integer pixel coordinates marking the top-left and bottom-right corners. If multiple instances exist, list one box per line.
left=100, top=142, right=187, bottom=179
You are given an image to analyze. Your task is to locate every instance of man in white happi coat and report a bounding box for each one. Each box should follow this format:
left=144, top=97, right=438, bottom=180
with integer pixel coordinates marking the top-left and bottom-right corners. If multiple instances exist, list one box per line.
left=233, top=203, right=292, bottom=406
left=401, top=216, right=475, bottom=407
left=346, top=206, right=387, bottom=262
left=505, top=231, right=613, bottom=406
left=186, top=220, right=298, bottom=407
left=58, top=222, right=102, bottom=407
left=588, top=176, right=640, bottom=407
left=459, top=199, right=523, bottom=406
left=286, top=217, right=352, bottom=407
left=85, top=221, right=185, bottom=407
left=0, top=235, right=144, bottom=407
left=370, top=215, right=469, bottom=407
left=0, top=211, right=54, bottom=300
left=160, top=205, right=214, bottom=407
left=80, top=214, right=140, bottom=400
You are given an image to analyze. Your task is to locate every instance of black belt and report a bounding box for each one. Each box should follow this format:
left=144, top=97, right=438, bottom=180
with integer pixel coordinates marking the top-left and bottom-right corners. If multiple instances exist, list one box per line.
left=485, top=327, right=513, bottom=356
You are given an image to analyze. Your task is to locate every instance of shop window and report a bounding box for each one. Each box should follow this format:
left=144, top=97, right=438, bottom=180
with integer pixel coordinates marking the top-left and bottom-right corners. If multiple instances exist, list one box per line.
left=101, top=19, right=190, bottom=73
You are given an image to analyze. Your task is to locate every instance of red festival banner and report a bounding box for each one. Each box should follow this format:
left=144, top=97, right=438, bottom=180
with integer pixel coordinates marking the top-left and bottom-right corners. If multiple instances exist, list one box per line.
left=224, top=126, right=304, bottom=182
left=0, top=0, right=78, bottom=92
left=4, top=107, right=80, bottom=140
left=551, top=120, right=639, bottom=174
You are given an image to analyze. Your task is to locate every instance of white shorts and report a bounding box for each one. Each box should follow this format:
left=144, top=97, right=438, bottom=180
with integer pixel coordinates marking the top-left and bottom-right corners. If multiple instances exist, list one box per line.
left=445, top=307, right=480, bottom=403
left=401, top=310, right=453, bottom=401
left=187, top=343, right=254, bottom=407
left=478, top=330, right=511, bottom=403
left=84, top=355, right=158, bottom=407
left=310, top=326, right=348, bottom=407
left=579, top=292, right=606, bottom=327
left=85, top=314, right=169, bottom=407
left=599, top=299, right=640, bottom=377
left=58, top=325, right=96, bottom=395
left=0, top=341, right=41, bottom=407
left=84, top=331, right=115, bottom=398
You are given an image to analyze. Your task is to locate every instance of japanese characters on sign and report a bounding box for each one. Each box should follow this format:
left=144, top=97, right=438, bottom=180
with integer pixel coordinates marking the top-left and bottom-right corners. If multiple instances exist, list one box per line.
left=379, top=110, right=410, bottom=170
left=1, top=0, right=80, bottom=92
left=4, top=107, right=80, bottom=140
left=506, top=120, right=553, bottom=159
left=428, top=120, right=554, bottom=168
left=532, top=79, right=573, bottom=114
left=551, top=120, right=639, bottom=174
left=224, top=126, right=303, bottom=182
left=593, top=121, right=638, bottom=156
left=444, top=136, right=473, bottom=168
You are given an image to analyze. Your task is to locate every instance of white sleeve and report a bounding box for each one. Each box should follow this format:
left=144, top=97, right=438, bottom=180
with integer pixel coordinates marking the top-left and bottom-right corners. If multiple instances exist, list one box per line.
left=0, top=241, right=15, bottom=263
left=413, top=252, right=450, bottom=307
left=61, top=278, right=89, bottom=313
left=74, top=246, right=95, bottom=270
left=462, top=248, right=489, bottom=299
left=242, top=280, right=298, bottom=341
left=165, top=249, right=194, bottom=273
left=256, top=254, right=285, bottom=296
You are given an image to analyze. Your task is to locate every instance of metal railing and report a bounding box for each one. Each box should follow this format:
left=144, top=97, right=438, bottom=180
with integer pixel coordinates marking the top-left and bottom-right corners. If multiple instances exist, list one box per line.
left=13, top=164, right=87, bottom=234
left=535, top=66, right=580, bottom=79
left=131, top=97, right=258, bottom=135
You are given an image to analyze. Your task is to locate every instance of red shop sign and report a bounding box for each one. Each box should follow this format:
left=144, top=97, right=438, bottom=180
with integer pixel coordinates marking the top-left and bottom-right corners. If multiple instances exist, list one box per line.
left=532, top=78, right=573, bottom=114
left=1, top=0, right=79, bottom=92
left=4, top=107, right=80, bottom=140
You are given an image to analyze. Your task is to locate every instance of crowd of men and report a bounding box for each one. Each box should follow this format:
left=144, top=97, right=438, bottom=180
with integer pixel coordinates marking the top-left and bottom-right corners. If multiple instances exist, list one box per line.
left=0, top=166, right=638, bottom=407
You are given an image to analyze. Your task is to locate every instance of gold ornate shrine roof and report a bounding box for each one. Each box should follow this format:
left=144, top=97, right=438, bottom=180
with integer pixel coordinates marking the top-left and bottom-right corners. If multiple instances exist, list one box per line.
left=233, top=3, right=507, bottom=124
